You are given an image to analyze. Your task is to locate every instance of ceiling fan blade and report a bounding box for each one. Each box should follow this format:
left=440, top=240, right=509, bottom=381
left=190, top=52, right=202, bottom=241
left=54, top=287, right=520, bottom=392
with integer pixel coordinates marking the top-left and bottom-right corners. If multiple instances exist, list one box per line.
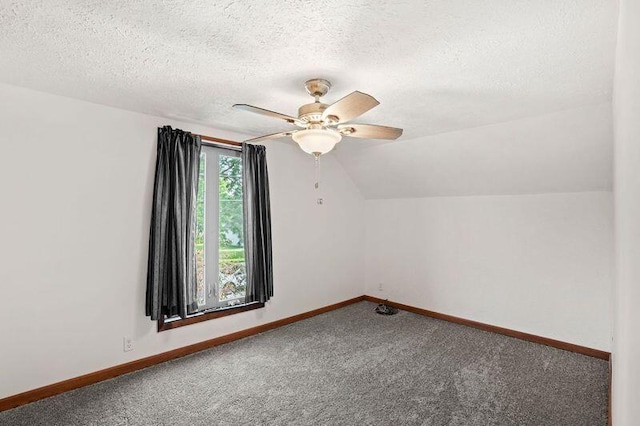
left=244, top=131, right=297, bottom=143
left=322, top=91, right=380, bottom=123
left=233, top=104, right=301, bottom=125
left=337, top=124, right=403, bottom=140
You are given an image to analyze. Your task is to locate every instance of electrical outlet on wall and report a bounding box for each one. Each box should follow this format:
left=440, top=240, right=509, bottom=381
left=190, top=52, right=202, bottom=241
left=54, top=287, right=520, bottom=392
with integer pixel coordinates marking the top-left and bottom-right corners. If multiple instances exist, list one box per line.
left=123, top=336, right=133, bottom=352
left=378, top=283, right=384, bottom=292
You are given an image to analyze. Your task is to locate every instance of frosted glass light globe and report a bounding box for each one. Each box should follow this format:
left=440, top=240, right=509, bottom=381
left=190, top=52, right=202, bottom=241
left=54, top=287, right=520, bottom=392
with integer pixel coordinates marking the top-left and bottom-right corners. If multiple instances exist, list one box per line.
left=292, top=128, right=342, bottom=155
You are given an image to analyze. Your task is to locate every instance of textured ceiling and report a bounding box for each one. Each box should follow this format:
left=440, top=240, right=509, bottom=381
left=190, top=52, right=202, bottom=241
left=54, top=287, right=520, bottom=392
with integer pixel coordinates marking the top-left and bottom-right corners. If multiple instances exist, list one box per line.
left=0, top=0, right=617, bottom=140
left=0, top=0, right=617, bottom=198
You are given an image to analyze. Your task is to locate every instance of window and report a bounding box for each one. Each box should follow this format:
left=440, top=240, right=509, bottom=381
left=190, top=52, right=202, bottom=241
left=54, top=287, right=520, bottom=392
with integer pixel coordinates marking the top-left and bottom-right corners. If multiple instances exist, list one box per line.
left=158, top=144, right=264, bottom=331
left=196, top=145, right=246, bottom=310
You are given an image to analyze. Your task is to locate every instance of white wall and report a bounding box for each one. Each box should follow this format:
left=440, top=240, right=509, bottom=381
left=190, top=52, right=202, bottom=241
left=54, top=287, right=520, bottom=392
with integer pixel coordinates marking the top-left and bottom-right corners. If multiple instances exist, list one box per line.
left=612, top=0, right=640, bottom=423
left=365, top=192, right=613, bottom=351
left=0, top=83, right=365, bottom=399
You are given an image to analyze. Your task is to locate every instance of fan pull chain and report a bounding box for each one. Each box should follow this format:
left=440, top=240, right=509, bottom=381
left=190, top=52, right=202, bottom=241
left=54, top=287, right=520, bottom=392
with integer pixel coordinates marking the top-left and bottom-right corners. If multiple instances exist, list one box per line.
left=314, top=153, right=321, bottom=190
left=314, top=153, right=324, bottom=205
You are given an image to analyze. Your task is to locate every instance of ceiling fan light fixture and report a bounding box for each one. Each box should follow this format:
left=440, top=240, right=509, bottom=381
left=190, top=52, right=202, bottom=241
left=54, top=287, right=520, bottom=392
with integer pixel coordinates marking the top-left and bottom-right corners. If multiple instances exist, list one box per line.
left=292, top=128, right=342, bottom=156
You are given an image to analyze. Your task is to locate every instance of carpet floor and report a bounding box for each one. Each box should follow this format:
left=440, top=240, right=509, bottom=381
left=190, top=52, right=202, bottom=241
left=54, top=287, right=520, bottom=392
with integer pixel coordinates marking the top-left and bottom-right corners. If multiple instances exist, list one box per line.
left=0, top=302, right=609, bottom=425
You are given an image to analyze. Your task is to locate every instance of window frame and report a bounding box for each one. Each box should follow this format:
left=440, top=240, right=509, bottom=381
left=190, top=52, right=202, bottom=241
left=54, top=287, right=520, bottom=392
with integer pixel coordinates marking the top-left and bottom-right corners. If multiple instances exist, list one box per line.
left=158, top=302, right=264, bottom=332
left=157, top=140, right=258, bottom=332
left=204, top=146, right=246, bottom=309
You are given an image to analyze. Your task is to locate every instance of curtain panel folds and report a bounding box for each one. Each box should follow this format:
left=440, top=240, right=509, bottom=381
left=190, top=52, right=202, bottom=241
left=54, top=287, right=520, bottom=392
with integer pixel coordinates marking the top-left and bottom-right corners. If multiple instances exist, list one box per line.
left=242, top=143, right=274, bottom=303
left=146, top=126, right=201, bottom=320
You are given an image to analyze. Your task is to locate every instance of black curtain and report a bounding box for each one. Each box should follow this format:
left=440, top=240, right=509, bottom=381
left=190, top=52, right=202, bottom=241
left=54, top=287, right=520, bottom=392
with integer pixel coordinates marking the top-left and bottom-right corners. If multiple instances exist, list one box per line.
left=146, top=126, right=201, bottom=320
left=242, top=143, right=273, bottom=303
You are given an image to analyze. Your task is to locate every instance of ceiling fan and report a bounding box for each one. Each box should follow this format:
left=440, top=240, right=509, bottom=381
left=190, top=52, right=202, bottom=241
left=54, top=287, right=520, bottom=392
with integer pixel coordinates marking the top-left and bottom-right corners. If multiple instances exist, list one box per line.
left=233, top=79, right=403, bottom=157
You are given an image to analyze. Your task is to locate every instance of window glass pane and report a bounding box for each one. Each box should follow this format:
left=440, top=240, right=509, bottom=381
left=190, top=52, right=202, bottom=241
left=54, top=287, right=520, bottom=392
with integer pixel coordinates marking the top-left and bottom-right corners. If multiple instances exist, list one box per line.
left=193, top=147, right=246, bottom=313
left=196, top=152, right=206, bottom=306
left=218, top=154, right=246, bottom=304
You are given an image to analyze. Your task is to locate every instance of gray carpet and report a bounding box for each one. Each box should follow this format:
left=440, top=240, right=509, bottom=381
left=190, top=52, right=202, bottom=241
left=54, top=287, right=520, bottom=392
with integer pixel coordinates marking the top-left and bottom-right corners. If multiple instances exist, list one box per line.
left=0, top=302, right=608, bottom=425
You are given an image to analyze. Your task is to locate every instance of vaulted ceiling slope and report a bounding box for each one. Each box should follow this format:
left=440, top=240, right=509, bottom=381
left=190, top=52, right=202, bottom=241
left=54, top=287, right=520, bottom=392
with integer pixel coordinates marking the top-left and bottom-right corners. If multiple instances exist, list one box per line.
left=0, top=1, right=616, bottom=198
left=335, top=103, right=613, bottom=199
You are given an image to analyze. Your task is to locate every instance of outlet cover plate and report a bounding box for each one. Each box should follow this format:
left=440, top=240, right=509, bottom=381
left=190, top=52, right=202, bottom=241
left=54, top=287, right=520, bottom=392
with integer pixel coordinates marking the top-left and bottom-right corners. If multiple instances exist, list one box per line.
left=123, top=336, right=133, bottom=352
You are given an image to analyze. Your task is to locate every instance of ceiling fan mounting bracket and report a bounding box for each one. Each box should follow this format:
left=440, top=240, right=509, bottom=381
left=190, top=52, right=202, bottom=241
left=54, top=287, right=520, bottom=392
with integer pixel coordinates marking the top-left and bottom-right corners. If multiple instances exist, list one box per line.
left=304, top=78, right=332, bottom=98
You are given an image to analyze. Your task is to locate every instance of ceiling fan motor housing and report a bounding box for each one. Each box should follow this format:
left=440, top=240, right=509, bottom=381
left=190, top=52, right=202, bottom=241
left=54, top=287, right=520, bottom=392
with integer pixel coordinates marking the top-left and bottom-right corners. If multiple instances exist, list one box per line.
left=298, top=102, right=328, bottom=124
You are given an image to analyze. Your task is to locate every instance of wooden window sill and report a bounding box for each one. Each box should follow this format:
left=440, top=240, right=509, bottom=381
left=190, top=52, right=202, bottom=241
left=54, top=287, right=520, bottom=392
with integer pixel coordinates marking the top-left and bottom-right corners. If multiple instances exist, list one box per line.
left=157, top=302, right=265, bottom=332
